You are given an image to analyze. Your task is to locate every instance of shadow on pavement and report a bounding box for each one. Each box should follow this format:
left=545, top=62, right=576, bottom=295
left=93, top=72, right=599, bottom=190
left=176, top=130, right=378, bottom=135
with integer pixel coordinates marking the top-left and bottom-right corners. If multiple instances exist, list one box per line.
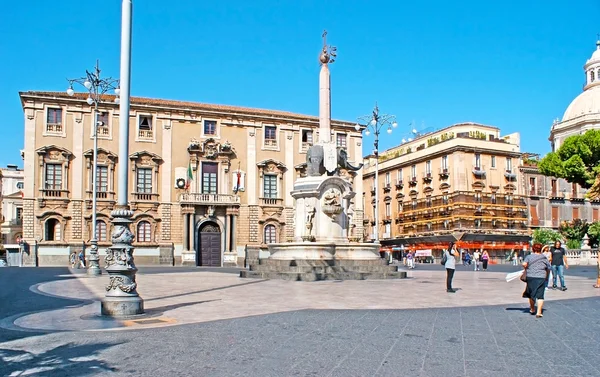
left=0, top=267, right=98, bottom=343
left=144, top=279, right=267, bottom=302
left=0, top=341, right=121, bottom=377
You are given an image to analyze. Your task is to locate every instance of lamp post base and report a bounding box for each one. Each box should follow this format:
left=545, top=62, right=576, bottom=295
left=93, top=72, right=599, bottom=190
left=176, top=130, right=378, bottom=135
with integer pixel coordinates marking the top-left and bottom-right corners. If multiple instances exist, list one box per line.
left=101, top=295, right=144, bottom=317
left=101, top=206, right=144, bottom=317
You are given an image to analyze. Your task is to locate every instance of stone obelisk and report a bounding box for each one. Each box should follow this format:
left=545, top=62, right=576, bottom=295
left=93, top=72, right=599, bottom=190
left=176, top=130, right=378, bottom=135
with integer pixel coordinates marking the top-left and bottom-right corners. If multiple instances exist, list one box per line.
left=318, top=30, right=338, bottom=174
left=318, top=30, right=333, bottom=143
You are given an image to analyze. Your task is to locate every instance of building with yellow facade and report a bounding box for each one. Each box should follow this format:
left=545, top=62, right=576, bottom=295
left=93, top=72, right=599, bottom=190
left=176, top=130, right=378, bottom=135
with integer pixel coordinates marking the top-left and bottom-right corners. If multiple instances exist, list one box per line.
left=19, top=91, right=363, bottom=266
left=362, top=122, right=529, bottom=262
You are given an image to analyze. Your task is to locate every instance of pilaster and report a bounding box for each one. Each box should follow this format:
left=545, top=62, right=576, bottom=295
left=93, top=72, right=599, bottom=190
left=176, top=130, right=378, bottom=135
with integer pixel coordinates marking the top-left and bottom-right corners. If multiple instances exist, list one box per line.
left=247, top=128, right=257, bottom=205
left=23, top=108, right=36, bottom=199
left=71, top=111, right=84, bottom=200
left=284, top=130, right=294, bottom=207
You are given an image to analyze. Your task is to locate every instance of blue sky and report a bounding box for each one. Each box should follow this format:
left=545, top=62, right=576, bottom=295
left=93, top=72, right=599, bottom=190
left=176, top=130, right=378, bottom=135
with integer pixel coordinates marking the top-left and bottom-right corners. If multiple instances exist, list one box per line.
left=1, top=0, right=599, bottom=167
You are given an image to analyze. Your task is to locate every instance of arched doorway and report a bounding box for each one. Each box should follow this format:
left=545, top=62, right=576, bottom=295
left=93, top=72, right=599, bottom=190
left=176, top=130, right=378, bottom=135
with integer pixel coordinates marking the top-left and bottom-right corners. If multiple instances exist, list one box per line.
left=196, top=222, right=221, bottom=266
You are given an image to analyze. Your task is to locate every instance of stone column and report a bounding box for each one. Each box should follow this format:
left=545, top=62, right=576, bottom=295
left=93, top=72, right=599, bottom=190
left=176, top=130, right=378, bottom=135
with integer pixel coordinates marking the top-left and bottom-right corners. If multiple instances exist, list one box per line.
left=231, top=215, right=237, bottom=253
left=183, top=213, right=189, bottom=250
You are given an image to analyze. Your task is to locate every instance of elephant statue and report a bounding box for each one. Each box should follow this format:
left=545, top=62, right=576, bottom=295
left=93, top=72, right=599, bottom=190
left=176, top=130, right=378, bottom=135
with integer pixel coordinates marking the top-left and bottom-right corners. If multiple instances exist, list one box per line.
left=336, top=147, right=363, bottom=172
left=306, top=145, right=363, bottom=177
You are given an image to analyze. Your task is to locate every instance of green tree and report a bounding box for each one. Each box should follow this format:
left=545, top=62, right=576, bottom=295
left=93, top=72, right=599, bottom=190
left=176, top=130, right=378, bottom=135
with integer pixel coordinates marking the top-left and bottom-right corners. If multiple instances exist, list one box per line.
left=532, top=228, right=562, bottom=245
left=587, top=221, right=600, bottom=247
left=539, top=130, right=600, bottom=190
left=558, top=219, right=589, bottom=244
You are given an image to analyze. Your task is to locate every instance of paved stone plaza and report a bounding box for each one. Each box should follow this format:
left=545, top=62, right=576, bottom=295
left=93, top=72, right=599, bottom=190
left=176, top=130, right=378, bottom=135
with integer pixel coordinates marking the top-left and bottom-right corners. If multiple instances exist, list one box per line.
left=1, top=265, right=599, bottom=376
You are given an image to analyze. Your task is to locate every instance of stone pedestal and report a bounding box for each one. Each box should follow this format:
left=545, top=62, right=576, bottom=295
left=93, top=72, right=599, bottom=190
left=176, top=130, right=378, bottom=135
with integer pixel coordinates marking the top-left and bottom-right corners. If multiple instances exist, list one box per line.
left=101, top=207, right=144, bottom=317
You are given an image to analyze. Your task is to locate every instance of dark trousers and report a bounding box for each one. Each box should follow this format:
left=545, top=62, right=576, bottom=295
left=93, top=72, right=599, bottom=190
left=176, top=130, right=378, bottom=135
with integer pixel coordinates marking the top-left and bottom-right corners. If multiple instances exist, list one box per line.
left=446, top=268, right=455, bottom=290
left=482, top=260, right=488, bottom=270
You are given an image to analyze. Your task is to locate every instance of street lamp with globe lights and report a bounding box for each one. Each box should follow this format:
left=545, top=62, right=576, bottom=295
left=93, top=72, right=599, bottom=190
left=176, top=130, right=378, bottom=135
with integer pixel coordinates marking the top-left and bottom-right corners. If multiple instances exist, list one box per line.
left=356, top=103, right=397, bottom=243
left=66, top=60, right=120, bottom=276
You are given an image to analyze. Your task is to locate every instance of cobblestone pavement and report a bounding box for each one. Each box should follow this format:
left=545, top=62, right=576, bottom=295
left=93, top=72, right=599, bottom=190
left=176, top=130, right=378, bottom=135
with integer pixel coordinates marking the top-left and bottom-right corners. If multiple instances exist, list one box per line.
left=1, top=266, right=599, bottom=377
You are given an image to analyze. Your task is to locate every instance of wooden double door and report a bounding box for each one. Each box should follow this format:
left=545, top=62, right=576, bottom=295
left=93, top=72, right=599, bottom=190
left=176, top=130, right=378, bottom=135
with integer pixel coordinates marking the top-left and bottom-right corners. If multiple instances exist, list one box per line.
left=196, top=222, right=221, bottom=267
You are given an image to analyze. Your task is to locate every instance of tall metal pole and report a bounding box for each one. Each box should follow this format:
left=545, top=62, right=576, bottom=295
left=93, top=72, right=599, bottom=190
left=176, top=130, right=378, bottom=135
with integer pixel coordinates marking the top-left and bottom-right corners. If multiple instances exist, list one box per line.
left=87, top=99, right=102, bottom=275
left=357, top=104, right=398, bottom=244
left=101, top=0, right=144, bottom=317
left=67, top=59, right=119, bottom=275
left=374, top=132, right=379, bottom=242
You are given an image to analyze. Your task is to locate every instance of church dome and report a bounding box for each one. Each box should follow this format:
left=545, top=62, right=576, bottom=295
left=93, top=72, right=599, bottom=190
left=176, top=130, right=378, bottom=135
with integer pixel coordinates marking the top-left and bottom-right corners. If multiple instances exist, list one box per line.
left=561, top=40, right=600, bottom=122
left=562, top=86, right=600, bottom=122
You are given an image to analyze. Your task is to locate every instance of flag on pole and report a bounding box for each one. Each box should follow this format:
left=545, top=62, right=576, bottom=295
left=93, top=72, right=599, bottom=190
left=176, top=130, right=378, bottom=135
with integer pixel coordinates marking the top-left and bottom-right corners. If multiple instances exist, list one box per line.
left=185, top=161, right=193, bottom=190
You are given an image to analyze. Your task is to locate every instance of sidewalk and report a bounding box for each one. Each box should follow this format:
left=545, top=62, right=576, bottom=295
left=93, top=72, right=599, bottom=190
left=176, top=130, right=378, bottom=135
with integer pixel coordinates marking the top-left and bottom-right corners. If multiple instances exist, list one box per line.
left=10, top=269, right=600, bottom=333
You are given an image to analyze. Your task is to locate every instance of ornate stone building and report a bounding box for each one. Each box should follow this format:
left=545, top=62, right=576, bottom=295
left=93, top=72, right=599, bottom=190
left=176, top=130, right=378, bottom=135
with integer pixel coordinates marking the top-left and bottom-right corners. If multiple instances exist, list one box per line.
left=20, top=91, right=362, bottom=266
left=363, top=123, right=530, bottom=261
left=520, top=40, right=600, bottom=234
left=549, top=39, right=600, bottom=150
left=520, top=155, right=600, bottom=232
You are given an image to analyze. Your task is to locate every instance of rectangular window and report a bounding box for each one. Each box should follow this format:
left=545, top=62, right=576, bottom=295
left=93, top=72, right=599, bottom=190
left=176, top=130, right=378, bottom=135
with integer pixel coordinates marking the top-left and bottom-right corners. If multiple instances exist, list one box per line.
left=96, top=111, right=110, bottom=137
left=397, top=168, right=403, bottom=183
left=201, top=162, right=218, bottom=194
left=16, top=207, right=23, bottom=220
left=264, top=126, right=277, bottom=147
left=138, top=115, right=153, bottom=139
left=96, top=166, right=108, bottom=192
left=301, top=130, right=313, bottom=149
left=384, top=223, right=391, bottom=236
left=46, top=108, right=63, bottom=133
left=136, top=168, right=153, bottom=193
left=551, top=206, right=559, bottom=226
left=573, top=207, right=579, bottom=220
left=336, top=133, right=347, bottom=148
left=441, top=156, right=448, bottom=170
left=203, top=120, right=217, bottom=135
left=385, top=172, right=390, bottom=185
left=530, top=204, right=539, bottom=226
left=529, top=177, right=536, bottom=195
left=411, top=165, right=416, bottom=178
left=572, top=183, right=577, bottom=197
left=491, top=193, right=496, bottom=204
left=491, top=156, right=496, bottom=168
left=475, top=154, right=481, bottom=168
left=397, top=202, right=403, bottom=212
left=506, top=157, right=512, bottom=172
left=593, top=208, right=599, bottom=222
left=263, top=175, right=278, bottom=198
left=425, top=160, right=432, bottom=174
left=385, top=203, right=391, bottom=217
left=551, top=179, right=557, bottom=195
left=45, top=164, right=62, bottom=190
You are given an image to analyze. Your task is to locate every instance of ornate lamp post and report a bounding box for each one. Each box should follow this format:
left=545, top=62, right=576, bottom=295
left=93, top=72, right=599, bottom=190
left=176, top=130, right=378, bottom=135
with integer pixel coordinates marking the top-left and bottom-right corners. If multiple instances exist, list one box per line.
left=67, top=62, right=120, bottom=276
left=356, top=104, right=397, bottom=242
left=100, top=0, right=144, bottom=316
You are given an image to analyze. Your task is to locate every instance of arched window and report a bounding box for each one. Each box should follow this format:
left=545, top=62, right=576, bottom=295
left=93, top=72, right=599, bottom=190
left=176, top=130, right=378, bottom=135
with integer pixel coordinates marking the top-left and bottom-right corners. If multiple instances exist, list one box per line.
left=137, top=221, right=152, bottom=242
left=592, top=70, right=596, bottom=82
left=45, top=219, right=61, bottom=241
left=96, top=220, right=107, bottom=241
left=264, top=224, right=276, bottom=244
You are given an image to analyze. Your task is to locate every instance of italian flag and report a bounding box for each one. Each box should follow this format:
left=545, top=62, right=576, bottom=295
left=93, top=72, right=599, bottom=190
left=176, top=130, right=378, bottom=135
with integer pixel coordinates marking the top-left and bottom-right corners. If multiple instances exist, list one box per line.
left=186, top=161, right=193, bottom=190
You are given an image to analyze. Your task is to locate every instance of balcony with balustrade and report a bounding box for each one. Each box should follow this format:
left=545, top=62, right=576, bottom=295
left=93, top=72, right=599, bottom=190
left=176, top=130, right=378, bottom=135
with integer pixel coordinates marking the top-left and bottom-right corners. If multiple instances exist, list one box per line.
left=179, top=192, right=241, bottom=206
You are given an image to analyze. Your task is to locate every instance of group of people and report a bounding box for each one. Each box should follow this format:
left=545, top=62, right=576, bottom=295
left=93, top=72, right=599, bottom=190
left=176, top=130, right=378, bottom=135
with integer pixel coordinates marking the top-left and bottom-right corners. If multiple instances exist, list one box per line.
left=522, top=241, right=568, bottom=318
left=440, top=241, right=569, bottom=304
left=462, top=250, right=490, bottom=271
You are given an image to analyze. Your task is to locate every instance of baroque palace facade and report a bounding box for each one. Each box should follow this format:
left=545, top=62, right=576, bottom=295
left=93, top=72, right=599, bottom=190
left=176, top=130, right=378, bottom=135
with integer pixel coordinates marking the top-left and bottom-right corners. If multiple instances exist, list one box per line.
left=20, top=91, right=363, bottom=266
left=362, top=123, right=529, bottom=261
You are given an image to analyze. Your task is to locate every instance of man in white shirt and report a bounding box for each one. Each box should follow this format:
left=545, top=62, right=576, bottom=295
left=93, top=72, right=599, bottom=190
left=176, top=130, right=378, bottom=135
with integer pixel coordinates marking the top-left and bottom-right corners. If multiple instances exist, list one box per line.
left=473, top=250, right=481, bottom=271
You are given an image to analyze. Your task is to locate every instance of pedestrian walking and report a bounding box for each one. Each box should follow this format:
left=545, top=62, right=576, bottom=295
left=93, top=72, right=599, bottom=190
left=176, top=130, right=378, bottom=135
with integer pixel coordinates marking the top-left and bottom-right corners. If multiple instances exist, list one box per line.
left=550, top=241, right=568, bottom=291
left=542, top=245, right=553, bottom=289
left=78, top=250, right=86, bottom=269
left=473, top=250, right=481, bottom=271
left=522, top=243, right=552, bottom=318
left=443, top=242, right=458, bottom=293
left=481, top=250, right=489, bottom=271
left=407, top=251, right=415, bottom=269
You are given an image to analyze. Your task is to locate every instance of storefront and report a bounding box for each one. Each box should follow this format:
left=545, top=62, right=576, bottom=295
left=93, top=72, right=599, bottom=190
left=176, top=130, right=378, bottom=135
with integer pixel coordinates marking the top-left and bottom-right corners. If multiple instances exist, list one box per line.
left=381, top=234, right=531, bottom=264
